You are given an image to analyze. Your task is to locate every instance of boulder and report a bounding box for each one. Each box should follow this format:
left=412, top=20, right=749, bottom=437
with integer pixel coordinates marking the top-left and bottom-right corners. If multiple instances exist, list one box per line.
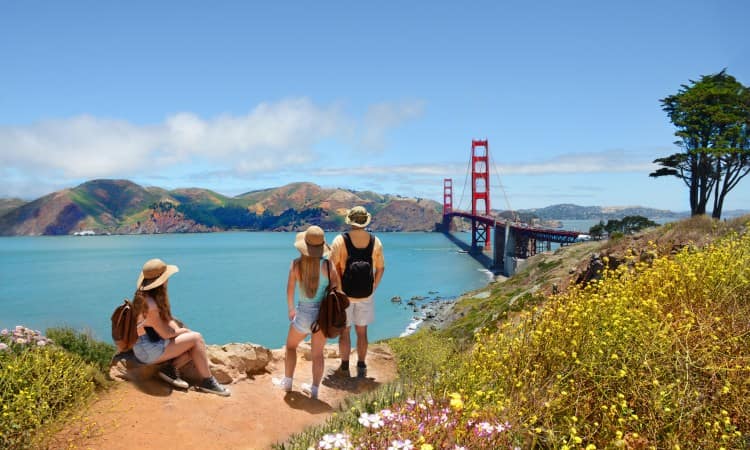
left=202, top=343, right=273, bottom=384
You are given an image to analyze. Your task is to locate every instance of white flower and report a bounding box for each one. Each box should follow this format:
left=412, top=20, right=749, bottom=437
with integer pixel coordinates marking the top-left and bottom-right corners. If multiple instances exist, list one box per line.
left=358, top=412, right=384, bottom=428
left=0, top=343, right=8, bottom=351
left=318, top=433, right=351, bottom=450
left=388, top=439, right=414, bottom=450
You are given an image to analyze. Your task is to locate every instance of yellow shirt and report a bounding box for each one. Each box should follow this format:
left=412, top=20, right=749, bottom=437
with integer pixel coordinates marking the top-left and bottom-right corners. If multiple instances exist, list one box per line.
left=329, top=229, right=385, bottom=297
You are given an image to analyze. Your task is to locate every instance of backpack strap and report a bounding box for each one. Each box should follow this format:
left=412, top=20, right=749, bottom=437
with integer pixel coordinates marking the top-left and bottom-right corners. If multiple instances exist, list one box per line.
left=343, top=232, right=374, bottom=257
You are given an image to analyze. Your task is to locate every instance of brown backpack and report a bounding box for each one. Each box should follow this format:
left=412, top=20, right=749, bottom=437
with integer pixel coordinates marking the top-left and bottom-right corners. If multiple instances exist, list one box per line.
left=111, top=299, right=138, bottom=353
left=312, top=260, right=350, bottom=339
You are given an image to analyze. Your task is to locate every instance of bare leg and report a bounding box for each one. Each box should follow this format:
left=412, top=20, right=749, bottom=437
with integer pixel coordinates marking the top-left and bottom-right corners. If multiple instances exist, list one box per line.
left=172, top=352, right=191, bottom=369
left=285, top=325, right=308, bottom=379
left=338, top=326, right=352, bottom=363
left=154, top=331, right=211, bottom=378
left=310, top=330, right=326, bottom=387
left=355, top=325, right=368, bottom=363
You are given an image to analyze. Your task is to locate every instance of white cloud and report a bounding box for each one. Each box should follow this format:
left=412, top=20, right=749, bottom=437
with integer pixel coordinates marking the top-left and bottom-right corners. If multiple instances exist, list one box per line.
left=359, top=100, right=425, bottom=150
left=497, top=149, right=658, bottom=175
left=0, top=98, right=425, bottom=197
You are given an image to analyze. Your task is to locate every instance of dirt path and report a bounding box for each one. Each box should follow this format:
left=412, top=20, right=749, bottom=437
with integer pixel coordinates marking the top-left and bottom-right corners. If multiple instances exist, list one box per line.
left=52, top=344, right=397, bottom=450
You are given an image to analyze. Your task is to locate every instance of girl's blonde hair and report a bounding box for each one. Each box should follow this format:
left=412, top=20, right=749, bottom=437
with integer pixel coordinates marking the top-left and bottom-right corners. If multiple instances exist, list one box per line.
left=297, top=255, right=322, bottom=298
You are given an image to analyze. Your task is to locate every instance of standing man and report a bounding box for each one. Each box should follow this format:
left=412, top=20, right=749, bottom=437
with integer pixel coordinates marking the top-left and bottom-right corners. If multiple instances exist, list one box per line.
left=330, top=206, right=385, bottom=378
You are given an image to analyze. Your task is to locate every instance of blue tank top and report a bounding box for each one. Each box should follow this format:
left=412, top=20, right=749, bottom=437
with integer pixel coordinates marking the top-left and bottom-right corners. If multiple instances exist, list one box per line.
left=297, top=259, right=329, bottom=304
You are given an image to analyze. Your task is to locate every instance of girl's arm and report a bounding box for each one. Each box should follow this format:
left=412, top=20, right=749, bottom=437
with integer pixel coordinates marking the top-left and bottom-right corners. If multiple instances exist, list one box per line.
left=286, top=260, right=297, bottom=321
left=329, top=259, right=342, bottom=289
left=144, top=307, right=181, bottom=339
left=167, top=319, right=189, bottom=335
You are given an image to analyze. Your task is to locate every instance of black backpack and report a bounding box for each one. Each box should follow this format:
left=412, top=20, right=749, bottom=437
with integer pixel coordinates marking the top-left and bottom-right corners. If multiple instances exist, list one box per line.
left=341, top=232, right=375, bottom=298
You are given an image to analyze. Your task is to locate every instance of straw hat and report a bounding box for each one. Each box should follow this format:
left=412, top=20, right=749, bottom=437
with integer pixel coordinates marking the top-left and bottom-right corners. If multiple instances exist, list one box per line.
left=137, top=258, right=179, bottom=291
left=294, top=225, right=330, bottom=258
left=345, top=206, right=372, bottom=229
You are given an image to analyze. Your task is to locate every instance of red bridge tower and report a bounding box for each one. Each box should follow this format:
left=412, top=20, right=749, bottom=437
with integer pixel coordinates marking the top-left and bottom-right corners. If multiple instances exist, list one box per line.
left=471, top=139, right=491, bottom=250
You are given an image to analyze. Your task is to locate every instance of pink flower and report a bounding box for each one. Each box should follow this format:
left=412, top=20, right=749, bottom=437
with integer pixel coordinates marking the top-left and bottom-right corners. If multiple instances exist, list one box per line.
left=1, top=328, right=8, bottom=336
left=37, top=340, right=47, bottom=346
left=0, top=343, right=8, bottom=351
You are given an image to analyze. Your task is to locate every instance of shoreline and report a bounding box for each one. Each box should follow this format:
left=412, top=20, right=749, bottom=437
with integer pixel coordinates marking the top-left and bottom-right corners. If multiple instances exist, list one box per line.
left=398, top=273, right=507, bottom=337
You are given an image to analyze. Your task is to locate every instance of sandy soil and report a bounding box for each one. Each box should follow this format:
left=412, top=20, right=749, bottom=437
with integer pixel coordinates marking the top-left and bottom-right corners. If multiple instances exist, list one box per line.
left=50, top=343, right=398, bottom=450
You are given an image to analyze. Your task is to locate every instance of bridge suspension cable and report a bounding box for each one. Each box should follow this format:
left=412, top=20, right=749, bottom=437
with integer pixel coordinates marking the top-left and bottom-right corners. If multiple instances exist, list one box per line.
left=455, top=147, right=472, bottom=212
left=490, top=153, right=517, bottom=222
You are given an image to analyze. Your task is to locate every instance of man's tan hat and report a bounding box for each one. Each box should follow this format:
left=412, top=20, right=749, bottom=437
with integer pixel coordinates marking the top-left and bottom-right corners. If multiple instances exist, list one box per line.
left=345, top=206, right=372, bottom=228
left=137, top=258, right=179, bottom=291
left=294, top=225, right=330, bottom=257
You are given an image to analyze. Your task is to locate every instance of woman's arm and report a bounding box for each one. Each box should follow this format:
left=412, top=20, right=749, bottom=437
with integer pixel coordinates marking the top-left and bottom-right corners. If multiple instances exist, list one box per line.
left=328, top=259, right=342, bottom=289
left=144, top=307, right=181, bottom=339
left=167, top=319, right=190, bottom=335
left=286, top=259, right=298, bottom=321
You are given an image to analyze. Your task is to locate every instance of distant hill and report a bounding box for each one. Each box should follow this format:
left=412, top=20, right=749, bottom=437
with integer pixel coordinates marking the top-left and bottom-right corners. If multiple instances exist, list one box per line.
left=516, top=203, right=685, bottom=221
left=0, top=198, right=26, bottom=218
left=0, top=180, right=442, bottom=236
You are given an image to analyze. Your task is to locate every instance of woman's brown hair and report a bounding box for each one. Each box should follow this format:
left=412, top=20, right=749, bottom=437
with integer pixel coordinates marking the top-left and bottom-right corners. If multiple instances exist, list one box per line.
left=132, top=283, right=173, bottom=322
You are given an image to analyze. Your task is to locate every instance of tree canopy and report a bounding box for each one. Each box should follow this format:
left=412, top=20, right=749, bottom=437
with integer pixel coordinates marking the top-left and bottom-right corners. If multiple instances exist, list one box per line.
left=651, top=70, right=750, bottom=219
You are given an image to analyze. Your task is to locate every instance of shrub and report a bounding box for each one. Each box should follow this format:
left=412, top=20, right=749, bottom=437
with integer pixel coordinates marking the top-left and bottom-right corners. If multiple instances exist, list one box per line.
left=46, top=326, right=116, bottom=374
left=0, top=326, right=96, bottom=449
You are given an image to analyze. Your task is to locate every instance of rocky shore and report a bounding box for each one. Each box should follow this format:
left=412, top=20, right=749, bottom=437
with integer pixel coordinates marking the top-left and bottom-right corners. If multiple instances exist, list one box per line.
left=396, top=273, right=507, bottom=336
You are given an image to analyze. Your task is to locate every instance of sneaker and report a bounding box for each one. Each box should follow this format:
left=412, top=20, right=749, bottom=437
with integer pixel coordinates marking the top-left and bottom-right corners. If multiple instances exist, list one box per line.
left=301, top=382, right=319, bottom=399
left=335, top=362, right=350, bottom=378
left=272, top=376, right=293, bottom=392
left=198, top=376, right=231, bottom=397
left=158, top=364, right=189, bottom=390
left=356, top=363, right=367, bottom=378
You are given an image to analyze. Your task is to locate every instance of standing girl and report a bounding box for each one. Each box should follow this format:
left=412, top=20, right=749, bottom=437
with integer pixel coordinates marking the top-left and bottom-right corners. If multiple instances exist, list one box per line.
left=274, top=226, right=340, bottom=399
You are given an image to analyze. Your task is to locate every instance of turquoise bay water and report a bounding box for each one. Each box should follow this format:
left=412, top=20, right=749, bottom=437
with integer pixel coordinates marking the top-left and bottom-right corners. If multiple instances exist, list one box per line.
left=0, top=232, right=491, bottom=348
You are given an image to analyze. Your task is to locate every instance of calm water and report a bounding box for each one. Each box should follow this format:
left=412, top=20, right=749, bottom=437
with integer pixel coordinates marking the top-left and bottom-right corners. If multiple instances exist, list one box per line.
left=0, top=232, right=492, bottom=348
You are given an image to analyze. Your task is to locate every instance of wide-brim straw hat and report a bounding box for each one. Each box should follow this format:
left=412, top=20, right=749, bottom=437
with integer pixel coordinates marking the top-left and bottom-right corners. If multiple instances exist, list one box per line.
left=345, top=206, right=372, bottom=228
left=137, top=258, right=179, bottom=291
left=294, top=225, right=330, bottom=258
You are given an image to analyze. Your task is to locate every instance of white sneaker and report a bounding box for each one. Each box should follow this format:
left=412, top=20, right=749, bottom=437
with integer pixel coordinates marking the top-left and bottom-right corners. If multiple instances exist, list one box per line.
left=272, top=376, right=293, bottom=392
left=301, top=382, right=319, bottom=399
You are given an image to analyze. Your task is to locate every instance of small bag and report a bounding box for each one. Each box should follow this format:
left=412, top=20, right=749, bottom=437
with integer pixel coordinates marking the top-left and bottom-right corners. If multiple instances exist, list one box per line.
left=312, top=260, right=350, bottom=338
left=111, top=299, right=138, bottom=353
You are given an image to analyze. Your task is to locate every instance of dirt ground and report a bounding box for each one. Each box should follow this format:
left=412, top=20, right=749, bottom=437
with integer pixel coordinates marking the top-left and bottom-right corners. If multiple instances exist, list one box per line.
left=50, top=343, right=398, bottom=450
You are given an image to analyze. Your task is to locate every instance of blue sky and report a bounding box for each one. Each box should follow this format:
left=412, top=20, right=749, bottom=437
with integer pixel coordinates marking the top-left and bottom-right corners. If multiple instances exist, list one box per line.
left=1, top=1, right=748, bottom=212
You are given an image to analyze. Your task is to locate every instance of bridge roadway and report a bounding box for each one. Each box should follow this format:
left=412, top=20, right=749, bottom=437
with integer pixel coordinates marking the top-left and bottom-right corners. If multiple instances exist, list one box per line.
left=443, top=211, right=582, bottom=276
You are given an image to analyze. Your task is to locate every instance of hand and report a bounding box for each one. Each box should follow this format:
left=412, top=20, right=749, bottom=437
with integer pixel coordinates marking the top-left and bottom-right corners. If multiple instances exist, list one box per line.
left=288, top=307, right=296, bottom=322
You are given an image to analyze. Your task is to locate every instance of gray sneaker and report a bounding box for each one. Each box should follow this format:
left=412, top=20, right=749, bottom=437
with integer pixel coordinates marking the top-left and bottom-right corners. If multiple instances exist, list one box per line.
left=198, top=376, right=231, bottom=397
left=158, top=364, right=189, bottom=390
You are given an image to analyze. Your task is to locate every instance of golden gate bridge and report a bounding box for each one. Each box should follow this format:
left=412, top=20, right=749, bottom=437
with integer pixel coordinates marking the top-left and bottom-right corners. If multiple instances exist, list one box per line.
left=442, top=139, right=581, bottom=276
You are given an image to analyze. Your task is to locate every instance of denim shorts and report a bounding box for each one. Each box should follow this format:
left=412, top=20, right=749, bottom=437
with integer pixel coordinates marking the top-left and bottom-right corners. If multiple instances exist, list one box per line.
left=292, top=301, right=322, bottom=335
left=133, top=334, right=168, bottom=364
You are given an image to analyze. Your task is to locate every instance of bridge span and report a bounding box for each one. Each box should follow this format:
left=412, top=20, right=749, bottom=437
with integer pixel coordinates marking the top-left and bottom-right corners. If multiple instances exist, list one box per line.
left=442, top=140, right=582, bottom=276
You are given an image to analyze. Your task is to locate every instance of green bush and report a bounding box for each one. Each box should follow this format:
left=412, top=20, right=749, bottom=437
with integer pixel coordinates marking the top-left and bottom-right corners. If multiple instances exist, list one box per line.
left=0, top=328, right=96, bottom=449
left=46, top=326, right=116, bottom=374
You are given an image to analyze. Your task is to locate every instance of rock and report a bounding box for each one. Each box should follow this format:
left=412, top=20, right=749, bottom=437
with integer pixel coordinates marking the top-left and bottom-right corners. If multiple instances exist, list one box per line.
left=297, top=342, right=340, bottom=361
left=390, top=296, right=402, bottom=303
left=202, top=343, right=273, bottom=384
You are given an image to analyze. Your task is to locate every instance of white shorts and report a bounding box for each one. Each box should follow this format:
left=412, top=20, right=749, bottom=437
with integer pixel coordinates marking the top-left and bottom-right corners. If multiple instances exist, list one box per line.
left=346, top=296, right=374, bottom=327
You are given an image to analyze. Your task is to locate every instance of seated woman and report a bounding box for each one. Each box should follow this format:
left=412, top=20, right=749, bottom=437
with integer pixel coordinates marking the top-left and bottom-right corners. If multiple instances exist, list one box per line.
left=131, top=258, right=230, bottom=397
